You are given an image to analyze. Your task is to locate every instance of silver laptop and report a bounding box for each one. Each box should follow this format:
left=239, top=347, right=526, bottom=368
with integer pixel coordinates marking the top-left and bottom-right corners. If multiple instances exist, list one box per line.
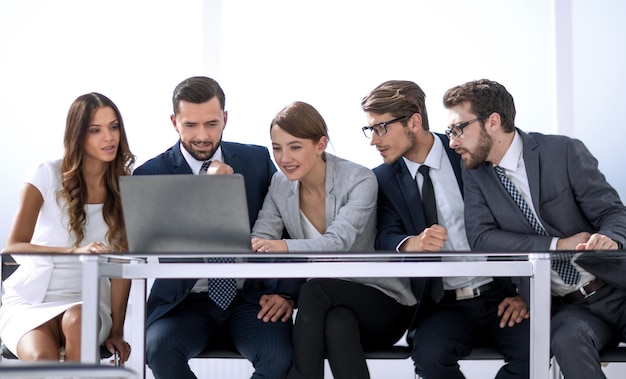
left=119, top=174, right=252, bottom=253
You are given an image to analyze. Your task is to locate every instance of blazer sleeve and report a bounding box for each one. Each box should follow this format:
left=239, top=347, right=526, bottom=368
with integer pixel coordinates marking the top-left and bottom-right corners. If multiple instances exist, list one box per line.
left=463, top=164, right=553, bottom=252
left=374, top=184, right=413, bottom=251
left=251, top=173, right=287, bottom=241
left=557, top=139, right=626, bottom=246
left=373, top=163, right=426, bottom=251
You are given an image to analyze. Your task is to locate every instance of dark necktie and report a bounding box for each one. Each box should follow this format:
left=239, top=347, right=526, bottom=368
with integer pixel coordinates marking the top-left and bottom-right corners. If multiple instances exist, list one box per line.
left=198, top=160, right=237, bottom=308
left=494, top=165, right=580, bottom=285
left=418, top=165, right=438, bottom=226
left=207, top=257, right=237, bottom=309
left=199, top=160, right=211, bottom=174
left=417, top=165, right=443, bottom=301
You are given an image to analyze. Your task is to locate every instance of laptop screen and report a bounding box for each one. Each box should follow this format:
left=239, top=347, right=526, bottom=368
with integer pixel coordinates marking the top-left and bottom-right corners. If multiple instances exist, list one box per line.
left=119, top=174, right=252, bottom=253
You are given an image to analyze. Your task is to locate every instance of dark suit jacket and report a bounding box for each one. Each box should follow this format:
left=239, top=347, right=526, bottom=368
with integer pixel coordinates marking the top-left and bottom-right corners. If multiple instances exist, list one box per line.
left=133, top=141, right=300, bottom=327
left=463, top=129, right=626, bottom=290
left=373, top=134, right=518, bottom=331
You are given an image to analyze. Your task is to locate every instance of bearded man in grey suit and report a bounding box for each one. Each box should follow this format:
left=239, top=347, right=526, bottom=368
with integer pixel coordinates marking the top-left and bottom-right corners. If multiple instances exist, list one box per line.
left=445, top=78, right=626, bottom=379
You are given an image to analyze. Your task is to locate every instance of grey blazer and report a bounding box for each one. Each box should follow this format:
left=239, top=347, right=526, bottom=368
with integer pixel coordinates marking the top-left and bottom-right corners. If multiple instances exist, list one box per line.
left=252, top=153, right=377, bottom=252
left=252, top=153, right=416, bottom=305
left=463, top=128, right=626, bottom=289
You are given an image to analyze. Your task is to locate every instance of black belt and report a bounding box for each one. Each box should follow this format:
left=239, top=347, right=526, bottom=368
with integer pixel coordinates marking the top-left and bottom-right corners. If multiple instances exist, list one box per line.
left=562, top=279, right=606, bottom=303
left=443, top=283, right=493, bottom=301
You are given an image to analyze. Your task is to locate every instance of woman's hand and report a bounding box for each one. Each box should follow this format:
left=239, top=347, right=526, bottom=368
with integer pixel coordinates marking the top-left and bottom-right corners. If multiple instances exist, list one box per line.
left=251, top=238, right=288, bottom=253
left=72, top=241, right=110, bottom=254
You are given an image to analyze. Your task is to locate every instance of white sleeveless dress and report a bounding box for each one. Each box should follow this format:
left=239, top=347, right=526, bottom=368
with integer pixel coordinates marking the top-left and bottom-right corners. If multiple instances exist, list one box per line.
left=0, top=160, right=112, bottom=355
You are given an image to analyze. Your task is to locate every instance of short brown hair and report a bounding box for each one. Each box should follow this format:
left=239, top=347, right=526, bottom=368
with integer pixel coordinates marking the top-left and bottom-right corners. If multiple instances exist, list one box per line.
left=172, top=76, right=226, bottom=114
left=361, top=80, right=430, bottom=130
left=443, top=79, right=516, bottom=133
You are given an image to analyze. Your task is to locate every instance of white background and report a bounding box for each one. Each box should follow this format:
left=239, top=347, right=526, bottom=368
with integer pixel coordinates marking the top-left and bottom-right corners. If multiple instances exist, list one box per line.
left=1, top=1, right=625, bottom=377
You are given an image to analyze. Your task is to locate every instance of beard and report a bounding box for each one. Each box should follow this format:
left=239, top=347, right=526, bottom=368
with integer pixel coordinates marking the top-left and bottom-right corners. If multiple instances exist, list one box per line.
left=392, top=127, right=417, bottom=163
left=461, top=126, right=492, bottom=169
left=181, top=139, right=221, bottom=162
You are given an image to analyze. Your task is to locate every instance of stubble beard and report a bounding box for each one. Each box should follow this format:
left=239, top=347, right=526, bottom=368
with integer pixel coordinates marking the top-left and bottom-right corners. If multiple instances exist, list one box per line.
left=387, top=127, right=416, bottom=165
left=182, top=139, right=221, bottom=162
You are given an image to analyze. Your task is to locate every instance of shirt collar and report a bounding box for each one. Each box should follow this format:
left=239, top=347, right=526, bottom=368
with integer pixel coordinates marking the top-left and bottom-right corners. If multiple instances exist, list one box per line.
left=494, top=130, right=522, bottom=172
left=402, top=132, right=444, bottom=179
left=180, top=142, right=224, bottom=174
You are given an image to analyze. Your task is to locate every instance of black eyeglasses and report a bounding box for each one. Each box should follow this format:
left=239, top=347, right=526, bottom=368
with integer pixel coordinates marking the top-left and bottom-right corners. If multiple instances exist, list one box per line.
left=362, top=115, right=410, bottom=138
left=445, top=117, right=486, bottom=138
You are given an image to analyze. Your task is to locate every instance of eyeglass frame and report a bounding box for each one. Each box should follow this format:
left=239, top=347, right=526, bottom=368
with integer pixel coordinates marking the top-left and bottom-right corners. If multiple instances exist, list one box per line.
left=444, top=116, right=487, bottom=138
left=361, top=115, right=411, bottom=138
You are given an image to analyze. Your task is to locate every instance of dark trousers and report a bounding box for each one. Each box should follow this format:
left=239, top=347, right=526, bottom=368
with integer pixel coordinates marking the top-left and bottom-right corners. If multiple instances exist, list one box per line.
left=287, top=278, right=415, bottom=379
left=411, top=288, right=530, bottom=379
left=551, top=284, right=626, bottom=379
left=146, top=292, right=293, bottom=379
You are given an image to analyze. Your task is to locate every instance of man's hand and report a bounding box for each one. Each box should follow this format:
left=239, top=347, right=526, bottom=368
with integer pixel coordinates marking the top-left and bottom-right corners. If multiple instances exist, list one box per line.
left=257, top=294, right=294, bottom=323
left=576, top=233, right=619, bottom=250
left=497, top=295, right=530, bottom=328
left=400, top=225, right=447, bottom=252
left=556, top=232, right=591, bottom=250
left=104, top=335, right=131, bottom=364
left=204, top=160, right=234, bottom=175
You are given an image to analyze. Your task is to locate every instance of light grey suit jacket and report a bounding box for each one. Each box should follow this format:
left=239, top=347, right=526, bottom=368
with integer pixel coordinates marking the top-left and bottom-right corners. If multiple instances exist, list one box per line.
left=463, top=129, right=626, bottom=289
left=252, top=153, right=377, bottom=252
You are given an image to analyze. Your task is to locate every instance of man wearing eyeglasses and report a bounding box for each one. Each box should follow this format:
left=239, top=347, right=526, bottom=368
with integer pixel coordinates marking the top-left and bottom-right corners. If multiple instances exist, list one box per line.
left=361, top=80, right=530, bottom=379
left=445, top=78, right=626, bottom=379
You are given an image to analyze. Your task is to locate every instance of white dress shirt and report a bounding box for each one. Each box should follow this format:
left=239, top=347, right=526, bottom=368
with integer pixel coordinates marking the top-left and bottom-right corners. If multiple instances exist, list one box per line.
left=401, top=134, right=492, bottom=290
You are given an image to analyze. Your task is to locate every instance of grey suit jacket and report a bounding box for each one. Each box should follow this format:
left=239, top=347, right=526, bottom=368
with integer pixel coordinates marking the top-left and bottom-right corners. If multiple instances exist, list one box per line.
left=252, top=153, right=377, bottom=252
left=464, top=129, right=626, bottom=289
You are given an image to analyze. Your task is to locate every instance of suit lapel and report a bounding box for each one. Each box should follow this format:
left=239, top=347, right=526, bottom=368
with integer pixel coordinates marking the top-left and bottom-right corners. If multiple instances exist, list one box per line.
left=325, top=155, right=337, bottom=230
left=285, top=181, right=304, bottom=238
left=395, top=160, right=425, bottom=232
left=221, top=142, right=241, bottom=172
left=438, top=133, right=464, bottom=196
left=520, top=131, right=546, bottom=227
left=170, top=142, right=193, bottom=174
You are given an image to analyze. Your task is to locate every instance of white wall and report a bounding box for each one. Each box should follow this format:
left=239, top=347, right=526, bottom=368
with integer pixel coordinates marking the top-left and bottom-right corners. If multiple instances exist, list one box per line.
left=571, top=0, right=626, bottom=199
left=218, top=0, right=554, bottom=170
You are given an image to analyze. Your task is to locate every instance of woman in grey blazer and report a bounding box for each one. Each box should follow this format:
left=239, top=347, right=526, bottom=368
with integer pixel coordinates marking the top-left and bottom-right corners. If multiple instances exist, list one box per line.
left=251, top=101, right=416, bottom=379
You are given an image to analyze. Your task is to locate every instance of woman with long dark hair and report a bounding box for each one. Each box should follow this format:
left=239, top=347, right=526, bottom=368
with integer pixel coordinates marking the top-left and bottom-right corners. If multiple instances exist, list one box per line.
left=0, top=92, right=135, bottom=363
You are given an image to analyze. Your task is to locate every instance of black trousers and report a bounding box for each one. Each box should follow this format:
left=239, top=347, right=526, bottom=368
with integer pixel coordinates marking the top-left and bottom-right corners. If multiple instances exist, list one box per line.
left=287, top=278, right=415, bottom=379
left=412, top=288, right=530, bottom=379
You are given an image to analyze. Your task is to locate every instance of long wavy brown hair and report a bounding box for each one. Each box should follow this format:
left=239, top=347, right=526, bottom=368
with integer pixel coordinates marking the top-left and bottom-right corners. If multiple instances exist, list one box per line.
left=58, top=93, right=135, bottom=252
